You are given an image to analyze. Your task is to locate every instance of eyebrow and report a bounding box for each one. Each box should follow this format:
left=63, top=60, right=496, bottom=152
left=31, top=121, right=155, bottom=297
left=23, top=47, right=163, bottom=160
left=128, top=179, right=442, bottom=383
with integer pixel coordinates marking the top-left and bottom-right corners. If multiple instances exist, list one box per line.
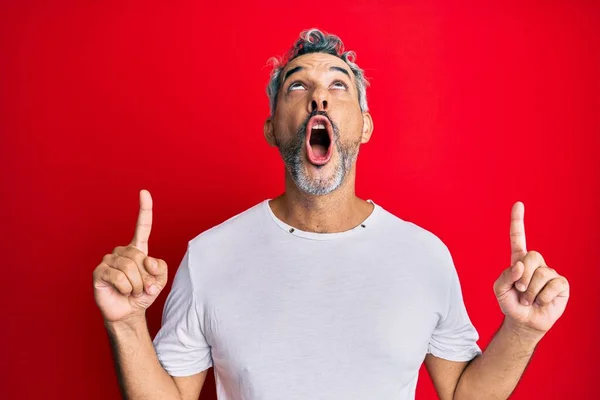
left=329, top=66, right=351, bottom=78
left=281, top=65, right=352, bottom=86
left=282, top=66, right=304, bottom=85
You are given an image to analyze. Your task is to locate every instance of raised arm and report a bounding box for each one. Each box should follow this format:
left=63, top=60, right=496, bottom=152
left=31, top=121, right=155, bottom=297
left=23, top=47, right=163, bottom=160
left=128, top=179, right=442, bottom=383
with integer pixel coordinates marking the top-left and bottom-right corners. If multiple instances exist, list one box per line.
left=426, top=202, right=570, bottom=400
left=92, top=189, right=208, bottom=399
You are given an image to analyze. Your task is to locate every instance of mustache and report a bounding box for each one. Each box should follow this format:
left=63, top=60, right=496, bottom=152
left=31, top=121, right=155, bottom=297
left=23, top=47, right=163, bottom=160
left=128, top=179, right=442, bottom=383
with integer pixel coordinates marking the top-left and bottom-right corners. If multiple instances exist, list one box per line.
left=297, top=110, right=339, bottom=140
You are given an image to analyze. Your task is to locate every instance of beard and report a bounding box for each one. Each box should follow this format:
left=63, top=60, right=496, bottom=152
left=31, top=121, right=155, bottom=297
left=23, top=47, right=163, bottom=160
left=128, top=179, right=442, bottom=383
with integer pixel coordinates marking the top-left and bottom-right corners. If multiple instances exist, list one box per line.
left=276, top=110, right=360, bottom=196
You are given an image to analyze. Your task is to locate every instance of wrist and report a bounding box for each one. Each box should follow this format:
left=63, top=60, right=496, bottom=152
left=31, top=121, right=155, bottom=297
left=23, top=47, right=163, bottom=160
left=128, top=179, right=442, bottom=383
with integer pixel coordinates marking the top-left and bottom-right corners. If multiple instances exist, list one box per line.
left=105, top=314, right=148, bottom=337
left=501, top=318, right=545, bottom=350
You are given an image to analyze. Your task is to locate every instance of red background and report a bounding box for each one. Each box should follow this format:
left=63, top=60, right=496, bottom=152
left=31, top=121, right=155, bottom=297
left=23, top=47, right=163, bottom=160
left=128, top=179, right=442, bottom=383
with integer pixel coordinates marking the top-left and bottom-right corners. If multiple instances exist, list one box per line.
left=1, top=1, right=598, bottom=398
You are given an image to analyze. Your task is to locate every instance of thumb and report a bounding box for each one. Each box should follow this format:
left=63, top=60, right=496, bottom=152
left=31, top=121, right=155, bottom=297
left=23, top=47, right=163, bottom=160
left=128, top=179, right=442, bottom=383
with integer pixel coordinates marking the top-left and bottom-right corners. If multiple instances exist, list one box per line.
left=494, top=261, right=524, bottom=298
left=144, top=257, right=168, bottom=295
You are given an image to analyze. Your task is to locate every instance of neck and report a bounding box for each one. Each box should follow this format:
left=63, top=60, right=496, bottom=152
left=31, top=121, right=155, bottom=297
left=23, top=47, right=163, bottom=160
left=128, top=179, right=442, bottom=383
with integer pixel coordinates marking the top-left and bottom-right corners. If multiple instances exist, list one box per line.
left=269, top=167, right=373, bottom=233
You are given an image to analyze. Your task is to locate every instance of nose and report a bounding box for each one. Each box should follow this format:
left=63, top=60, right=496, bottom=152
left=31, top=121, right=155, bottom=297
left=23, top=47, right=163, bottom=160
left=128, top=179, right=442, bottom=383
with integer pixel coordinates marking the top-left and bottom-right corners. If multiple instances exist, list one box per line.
left=308, top=90, right=328, bottom=113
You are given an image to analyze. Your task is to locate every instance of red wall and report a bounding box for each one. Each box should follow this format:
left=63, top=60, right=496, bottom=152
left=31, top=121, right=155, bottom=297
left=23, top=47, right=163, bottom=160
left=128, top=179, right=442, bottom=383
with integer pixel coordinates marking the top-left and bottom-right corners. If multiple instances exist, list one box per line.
left=1, top=1, right=598, bottom=398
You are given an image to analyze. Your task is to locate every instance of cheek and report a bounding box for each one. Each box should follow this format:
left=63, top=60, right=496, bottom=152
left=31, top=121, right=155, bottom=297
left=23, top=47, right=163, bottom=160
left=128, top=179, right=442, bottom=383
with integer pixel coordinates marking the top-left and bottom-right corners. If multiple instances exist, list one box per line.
left=278, top=93, right=307, bottom=119
left=336, top=111, right=363, bottom=140
left=273, top=116, right=301, bottom=140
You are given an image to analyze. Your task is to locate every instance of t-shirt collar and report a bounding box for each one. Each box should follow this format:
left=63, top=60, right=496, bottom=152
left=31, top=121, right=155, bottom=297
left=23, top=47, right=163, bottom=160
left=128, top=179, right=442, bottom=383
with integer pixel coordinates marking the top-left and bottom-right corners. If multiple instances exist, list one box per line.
left=263, top=199, right=381, bottom=241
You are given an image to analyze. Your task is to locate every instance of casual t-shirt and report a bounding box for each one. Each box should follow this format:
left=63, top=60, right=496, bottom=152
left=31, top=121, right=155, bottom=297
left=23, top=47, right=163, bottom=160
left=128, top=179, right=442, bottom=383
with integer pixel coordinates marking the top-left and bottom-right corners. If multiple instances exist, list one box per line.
left=153, top=199, right=481, bottom=399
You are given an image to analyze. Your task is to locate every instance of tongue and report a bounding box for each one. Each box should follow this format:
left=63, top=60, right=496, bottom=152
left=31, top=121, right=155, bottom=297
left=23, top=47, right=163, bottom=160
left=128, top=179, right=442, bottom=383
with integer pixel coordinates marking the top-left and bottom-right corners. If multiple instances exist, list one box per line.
left=311, top=144, right=327, bottom=157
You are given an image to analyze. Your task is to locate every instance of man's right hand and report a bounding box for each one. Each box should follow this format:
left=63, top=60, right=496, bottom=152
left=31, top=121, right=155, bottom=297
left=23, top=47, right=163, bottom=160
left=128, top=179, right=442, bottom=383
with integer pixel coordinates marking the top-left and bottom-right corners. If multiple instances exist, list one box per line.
left=93, top=189, right=168, bottom=324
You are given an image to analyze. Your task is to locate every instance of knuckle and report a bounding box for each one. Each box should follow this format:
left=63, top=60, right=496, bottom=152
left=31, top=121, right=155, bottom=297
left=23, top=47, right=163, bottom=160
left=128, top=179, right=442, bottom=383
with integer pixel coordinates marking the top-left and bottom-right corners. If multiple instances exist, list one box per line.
left=112, top=245, right=125, bottom=255
left=537, top=267, right=551, bottom=279
left=125, top=245, right=145, bottom=262
left=126, top=244, right=142, bottom=254
left=551, top=277, right=565, bottom=289
left=137, top=221, right=152, bottom=229
left=101, top=267, right=115, bottom=283
left=547, top=279, right=558, bottom=290
left=521, top=261, right=533, bottom=274
left=123, top=257, right=137, bottom=270
left=92, top=264, right=107, bottom=280
left=118, top=257, right=139, bottom=275
left=528, top=250, right=540, bottom=258
left=115, top=271, right=129, bottom=286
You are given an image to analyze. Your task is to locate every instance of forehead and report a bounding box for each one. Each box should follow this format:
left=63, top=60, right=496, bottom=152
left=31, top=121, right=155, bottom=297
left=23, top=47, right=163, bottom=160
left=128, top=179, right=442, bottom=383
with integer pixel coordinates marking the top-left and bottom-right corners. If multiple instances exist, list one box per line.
left=281, top=52, right=353, bottom=80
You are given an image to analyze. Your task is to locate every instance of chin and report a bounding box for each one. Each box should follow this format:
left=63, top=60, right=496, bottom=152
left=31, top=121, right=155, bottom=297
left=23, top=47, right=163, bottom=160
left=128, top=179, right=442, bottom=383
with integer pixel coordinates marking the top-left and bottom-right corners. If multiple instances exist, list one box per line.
left=293, top=158, right=345, bottom=196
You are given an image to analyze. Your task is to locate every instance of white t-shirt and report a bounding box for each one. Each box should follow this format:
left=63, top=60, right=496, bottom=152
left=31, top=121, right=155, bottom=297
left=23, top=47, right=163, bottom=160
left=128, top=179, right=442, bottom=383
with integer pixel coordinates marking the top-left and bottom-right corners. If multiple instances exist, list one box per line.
left=153, top=199, right=481, bottom=399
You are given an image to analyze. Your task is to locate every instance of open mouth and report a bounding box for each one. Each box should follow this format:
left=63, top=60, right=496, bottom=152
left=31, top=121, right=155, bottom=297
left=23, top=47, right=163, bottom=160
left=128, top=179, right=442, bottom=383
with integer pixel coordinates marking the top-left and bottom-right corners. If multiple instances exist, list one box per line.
left=305, top=115, right=333, bottom=165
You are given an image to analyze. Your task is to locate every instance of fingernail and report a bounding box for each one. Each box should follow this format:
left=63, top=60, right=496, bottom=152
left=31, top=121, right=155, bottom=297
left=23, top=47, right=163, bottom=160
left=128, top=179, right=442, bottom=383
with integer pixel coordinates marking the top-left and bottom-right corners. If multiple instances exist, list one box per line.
left=516, top=283, right=526, bottom=292
left=151, top=259, right=158, bottom=268
left=520, top=298, right=530, bottom=306
left=148, top=285, right=159, bottom=295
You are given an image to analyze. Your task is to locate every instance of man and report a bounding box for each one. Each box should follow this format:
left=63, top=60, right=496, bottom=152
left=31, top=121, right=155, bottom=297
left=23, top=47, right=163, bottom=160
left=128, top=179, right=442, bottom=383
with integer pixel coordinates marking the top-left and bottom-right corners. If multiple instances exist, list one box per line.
left=93, top=29, right=570, bottom=399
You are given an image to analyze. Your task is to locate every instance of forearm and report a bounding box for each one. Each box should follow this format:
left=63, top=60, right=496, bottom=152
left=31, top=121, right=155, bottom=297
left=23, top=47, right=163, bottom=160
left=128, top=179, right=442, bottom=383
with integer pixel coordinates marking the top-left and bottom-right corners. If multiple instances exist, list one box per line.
left=106, top=317, right=182, bottom=400
left=454, top=319, right=543, bottom=400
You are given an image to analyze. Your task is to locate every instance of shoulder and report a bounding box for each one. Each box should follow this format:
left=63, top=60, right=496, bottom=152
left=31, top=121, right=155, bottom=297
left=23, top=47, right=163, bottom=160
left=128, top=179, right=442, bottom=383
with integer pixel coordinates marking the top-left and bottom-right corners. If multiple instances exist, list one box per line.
left=375, top=204, right=455, bottom=273
left=187, top=200, right=266, bottom=250
left=378, top=205, right=451, bottom=253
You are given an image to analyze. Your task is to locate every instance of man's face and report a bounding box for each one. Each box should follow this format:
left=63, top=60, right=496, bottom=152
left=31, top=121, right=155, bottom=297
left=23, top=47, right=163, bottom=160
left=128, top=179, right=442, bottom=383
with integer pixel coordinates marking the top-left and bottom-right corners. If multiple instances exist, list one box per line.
left=265, top=52, right=373, bottom=195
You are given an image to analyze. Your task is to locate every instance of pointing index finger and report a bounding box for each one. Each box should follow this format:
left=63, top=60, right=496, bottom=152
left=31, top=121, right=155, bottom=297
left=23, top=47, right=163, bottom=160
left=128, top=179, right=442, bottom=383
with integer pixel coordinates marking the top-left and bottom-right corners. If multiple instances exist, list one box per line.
left=510, top=201, right=526, bottom=265
left=131, top=189, right=153, bottom=254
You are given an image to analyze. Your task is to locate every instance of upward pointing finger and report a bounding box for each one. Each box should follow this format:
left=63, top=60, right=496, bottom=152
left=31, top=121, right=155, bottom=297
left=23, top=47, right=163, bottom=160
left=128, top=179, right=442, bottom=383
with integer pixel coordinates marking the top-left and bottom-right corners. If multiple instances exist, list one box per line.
left=131, top=189, right=153, bottom=255
left=510, top=201, right=527, bottom=266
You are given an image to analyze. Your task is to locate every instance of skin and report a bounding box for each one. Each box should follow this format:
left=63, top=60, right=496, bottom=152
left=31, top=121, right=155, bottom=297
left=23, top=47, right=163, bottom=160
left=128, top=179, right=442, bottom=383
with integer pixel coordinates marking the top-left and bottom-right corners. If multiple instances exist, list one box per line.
left=92, top=52, right=569, bottom=399
left=428, top=201, right=570, bottom=399
left=264, top=52, right=374, bottom=233
left=93, top=190, right=206, bottom=400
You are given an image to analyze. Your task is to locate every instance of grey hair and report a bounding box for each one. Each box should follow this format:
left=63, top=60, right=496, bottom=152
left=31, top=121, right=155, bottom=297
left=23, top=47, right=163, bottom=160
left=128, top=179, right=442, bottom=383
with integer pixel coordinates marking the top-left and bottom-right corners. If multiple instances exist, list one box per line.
left=266, top=28, right=370, bottom=118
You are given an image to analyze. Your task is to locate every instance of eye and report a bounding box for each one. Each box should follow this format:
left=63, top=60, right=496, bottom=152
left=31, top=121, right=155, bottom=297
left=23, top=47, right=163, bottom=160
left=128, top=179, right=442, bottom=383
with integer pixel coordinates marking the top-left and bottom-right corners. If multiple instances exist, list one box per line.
left=331, top=80, right=348, bottom=90
left=288, top=82, right=306, bottom=91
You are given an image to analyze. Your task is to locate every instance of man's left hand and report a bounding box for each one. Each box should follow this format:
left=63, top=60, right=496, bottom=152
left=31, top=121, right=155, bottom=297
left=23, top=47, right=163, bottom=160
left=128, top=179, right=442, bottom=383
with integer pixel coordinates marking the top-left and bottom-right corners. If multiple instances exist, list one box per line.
left=493, top=202, right=570, bottom=337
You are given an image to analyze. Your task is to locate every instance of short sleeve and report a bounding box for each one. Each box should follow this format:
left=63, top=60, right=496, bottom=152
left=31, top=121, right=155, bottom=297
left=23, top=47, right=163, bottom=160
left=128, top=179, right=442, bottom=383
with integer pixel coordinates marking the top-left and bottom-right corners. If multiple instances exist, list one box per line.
left=427, top=255, right=482, bottom=362
left=153, top=245, right=213, bottom=376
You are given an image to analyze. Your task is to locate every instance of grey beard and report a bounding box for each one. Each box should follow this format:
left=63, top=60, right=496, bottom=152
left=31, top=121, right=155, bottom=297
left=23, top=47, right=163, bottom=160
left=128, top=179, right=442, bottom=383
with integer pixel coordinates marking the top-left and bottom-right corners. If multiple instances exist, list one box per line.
left=277, top=113, right=360, bottom=196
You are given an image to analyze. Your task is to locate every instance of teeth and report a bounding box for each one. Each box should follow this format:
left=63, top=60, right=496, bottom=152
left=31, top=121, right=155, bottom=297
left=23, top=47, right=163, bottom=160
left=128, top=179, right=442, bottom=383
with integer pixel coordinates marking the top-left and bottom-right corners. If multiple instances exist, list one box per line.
left=313, top=124, right=326, bottom=130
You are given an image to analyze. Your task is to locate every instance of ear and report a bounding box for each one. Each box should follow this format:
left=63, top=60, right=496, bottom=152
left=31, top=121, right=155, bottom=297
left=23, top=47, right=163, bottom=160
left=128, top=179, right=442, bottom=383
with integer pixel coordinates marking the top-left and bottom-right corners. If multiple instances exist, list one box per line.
left=264, top=118, right=277, bottom=146
left=360, top=112, right=374, bottom=144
